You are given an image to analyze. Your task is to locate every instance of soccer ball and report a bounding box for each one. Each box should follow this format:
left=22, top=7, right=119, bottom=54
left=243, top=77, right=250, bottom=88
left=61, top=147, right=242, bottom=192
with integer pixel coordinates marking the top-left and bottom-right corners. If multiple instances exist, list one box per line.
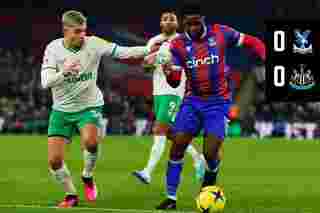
left=196, top=185, right=226, bottom=212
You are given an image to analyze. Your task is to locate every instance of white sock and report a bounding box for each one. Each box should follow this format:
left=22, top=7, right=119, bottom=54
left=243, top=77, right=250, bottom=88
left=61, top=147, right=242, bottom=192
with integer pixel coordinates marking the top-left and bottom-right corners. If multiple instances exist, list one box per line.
left=167, top=195, right=177, bottom=201
left=82, top=149, right=98, bottom=178
left=186, top=144, right=201, bottom=165
left=143, top=135, right=166, bottom=175
left=200, top=154, right=208, bottom=170
left=49, top=163, right=77, bottom=195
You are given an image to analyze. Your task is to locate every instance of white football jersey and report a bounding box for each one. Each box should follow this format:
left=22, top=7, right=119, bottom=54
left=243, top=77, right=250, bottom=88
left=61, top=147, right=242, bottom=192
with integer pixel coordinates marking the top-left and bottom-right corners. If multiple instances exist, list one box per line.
left=41, top=36, right=147, bottom=112
left=147, top=33, right=186, bottom=98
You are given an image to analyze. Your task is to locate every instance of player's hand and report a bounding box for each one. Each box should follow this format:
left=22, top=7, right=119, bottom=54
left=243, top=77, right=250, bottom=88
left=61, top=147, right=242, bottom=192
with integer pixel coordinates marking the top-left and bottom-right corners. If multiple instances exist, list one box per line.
left=149, top=44, right=161, bottom=53
left=144, top=51, right=158, bottom=65
left=63, top=59, right=81, bottom=76
left=142, top=51, right=158, bottom=72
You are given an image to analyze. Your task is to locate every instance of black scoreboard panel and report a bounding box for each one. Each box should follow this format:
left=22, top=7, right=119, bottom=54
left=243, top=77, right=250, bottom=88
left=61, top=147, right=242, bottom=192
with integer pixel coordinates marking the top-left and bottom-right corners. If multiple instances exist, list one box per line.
left=265, top=20, right=320, bottom=102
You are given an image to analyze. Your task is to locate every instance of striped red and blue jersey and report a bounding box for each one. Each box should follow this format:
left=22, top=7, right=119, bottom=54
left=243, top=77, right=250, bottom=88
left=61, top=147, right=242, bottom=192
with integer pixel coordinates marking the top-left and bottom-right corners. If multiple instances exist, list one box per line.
left=168, top=23, right=241, bottom=102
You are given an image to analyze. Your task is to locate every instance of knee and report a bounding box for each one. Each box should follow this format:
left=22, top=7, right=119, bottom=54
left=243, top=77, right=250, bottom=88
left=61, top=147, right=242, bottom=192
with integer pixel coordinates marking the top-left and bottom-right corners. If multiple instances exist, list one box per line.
left=82, top=133, right=99, bottom=153
left=152, top=125, right=160, bottom=135
left=170, top=147, right=185, bottom=161
left=169, top=133, right=192, bottom=160
left=204, top=144, right=223, bottom=161
left=84, top=140, right=98, bottom=153
left=153, top=123, right=168, bottom=135
left=165, top=127, right=172, bottom=140
left=218, top=145, right=224, bottom=159
left=48, top=156, right=63, bottom=170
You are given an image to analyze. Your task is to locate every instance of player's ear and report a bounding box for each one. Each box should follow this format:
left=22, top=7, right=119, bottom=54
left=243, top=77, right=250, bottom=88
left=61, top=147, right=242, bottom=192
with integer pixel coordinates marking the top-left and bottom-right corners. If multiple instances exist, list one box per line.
left=62, top=26, right=68, bottom=35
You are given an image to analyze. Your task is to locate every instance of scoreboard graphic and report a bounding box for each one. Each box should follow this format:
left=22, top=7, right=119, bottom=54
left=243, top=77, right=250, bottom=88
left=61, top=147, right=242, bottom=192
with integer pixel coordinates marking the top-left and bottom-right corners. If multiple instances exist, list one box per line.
left=265, top=21, right=320, bottom=102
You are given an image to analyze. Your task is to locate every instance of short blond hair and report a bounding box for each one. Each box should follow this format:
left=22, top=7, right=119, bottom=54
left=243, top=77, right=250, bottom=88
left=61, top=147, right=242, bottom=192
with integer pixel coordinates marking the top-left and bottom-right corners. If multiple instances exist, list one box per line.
left=62, top=10, right=87, bottom=27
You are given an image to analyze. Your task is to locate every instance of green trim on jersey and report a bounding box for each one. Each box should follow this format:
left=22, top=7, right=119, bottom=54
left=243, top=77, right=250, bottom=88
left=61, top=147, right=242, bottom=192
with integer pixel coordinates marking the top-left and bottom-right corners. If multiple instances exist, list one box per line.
left=48, top=106, right=103, bottom=139
left=153, top=95, right=181, bottom=124
left=111, top=44, right=117, bottom=57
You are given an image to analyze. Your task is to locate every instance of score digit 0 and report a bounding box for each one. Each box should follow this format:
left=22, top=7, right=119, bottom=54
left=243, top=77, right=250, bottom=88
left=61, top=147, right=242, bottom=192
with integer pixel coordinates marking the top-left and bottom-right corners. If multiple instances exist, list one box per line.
left=274, top=65, right=285, bottom=87
left=274, top=30, right=285, bottom=52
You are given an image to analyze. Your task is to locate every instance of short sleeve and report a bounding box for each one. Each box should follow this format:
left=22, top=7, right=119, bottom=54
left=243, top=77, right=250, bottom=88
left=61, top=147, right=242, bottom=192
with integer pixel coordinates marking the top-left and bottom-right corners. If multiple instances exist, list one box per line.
left=220, top=25, right=243, bottom=47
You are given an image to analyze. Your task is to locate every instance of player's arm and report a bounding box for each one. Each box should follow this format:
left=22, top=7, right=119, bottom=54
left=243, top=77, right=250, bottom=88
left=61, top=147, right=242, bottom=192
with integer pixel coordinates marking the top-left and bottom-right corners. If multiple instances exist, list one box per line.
left=222, top=25, right=266, bottom=62
left=116, top=38, right=161, bottom=71
left=222, top=26, right=266, bottom=90
left=156, top=41, right=183, bottom=88
left=141, top=39, right=163, bottom=72
left=94, top=36, right=149, bottom=60
left=41, top=45, right=65, bottom=89
left=41, top=45, right=80, bottom=88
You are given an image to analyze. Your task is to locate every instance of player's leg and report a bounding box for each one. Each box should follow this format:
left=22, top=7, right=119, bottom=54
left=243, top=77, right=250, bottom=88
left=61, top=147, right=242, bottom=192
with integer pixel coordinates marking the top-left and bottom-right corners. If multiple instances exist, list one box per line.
left=133, top=95, right=173, bottom=184
left=133, top=95, right=166, bottom=183
left=201, top=105, right=229, bottom=188
left=78, top=107, right=104, bottom=202
left=132, top=120, right=167, bottom=184
left=201, top=134, right=223, bottom=187
left=184, top=128, right=207, bottom=182
left=186, top=137, right=206, bottom=182
left=156, top=100, right=201, bottom=210
left=48, top=110, right=78, bottom=207
left=156, top=95, right=204, bottom=178
left=192, top=129, right=208, bottom=166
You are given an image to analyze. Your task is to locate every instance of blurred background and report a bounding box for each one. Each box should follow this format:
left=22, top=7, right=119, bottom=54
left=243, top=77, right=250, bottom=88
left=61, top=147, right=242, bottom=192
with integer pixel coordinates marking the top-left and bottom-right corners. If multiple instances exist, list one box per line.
left=0, top=0, right=320, bottom=138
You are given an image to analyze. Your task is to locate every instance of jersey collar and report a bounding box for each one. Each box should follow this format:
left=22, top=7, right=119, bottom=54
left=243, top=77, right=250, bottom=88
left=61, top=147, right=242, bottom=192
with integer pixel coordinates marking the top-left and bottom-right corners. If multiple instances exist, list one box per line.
left=184, top=23, right=208, bottom=41
left=160, top=32, right=179, bottom=41
left=62, top=37, right=87, bottom=54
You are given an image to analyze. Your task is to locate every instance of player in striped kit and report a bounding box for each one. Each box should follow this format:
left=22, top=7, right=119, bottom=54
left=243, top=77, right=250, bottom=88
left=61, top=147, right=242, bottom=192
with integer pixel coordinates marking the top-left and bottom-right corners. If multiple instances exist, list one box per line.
left=132, top=9, right=206, bottom=185
left=155, top=4, right=266, bottom=209
left=41, top=10, right=149, bottom=208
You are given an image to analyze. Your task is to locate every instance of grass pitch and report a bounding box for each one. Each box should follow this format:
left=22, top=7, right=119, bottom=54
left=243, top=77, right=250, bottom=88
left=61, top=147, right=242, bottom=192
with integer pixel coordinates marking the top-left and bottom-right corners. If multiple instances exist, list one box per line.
left=0, top=135, right=319, bottom=212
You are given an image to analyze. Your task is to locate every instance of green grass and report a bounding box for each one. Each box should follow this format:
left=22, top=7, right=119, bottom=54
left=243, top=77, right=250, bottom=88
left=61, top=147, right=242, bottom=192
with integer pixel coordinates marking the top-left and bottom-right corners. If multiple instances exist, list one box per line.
left=0, top=135, right=319, bottom=212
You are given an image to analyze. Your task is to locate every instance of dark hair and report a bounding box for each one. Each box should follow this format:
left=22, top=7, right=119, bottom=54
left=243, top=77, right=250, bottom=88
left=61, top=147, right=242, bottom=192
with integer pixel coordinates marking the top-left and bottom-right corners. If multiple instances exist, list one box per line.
left=160, top=7, right=178, bottom=18
left=180, top=3, right=202, bottom=16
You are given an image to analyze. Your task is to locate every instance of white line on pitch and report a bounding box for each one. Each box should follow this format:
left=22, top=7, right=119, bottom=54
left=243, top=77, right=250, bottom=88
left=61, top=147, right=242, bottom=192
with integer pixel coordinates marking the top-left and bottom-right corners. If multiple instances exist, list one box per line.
left=0, top=204, right=196, bottom=213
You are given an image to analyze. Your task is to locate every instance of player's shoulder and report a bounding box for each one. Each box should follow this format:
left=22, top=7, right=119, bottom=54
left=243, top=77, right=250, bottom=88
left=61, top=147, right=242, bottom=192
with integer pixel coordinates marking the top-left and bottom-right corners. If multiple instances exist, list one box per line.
left=172, top=33, right=184, bottom=41
left=88, top=35, right=111, bottom=43
left=211, top=24, right=237, bottom=33
left=85, top=36, right=116, bottom=54
left=169, top=34, right=185, bottom=47
left=87, top=36, right=112, bottom=47
left=45, top=38, right=63, bottom=51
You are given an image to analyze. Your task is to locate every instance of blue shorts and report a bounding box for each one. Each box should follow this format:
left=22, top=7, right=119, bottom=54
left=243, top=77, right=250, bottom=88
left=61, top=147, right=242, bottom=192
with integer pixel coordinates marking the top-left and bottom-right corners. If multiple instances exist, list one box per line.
left=171, top=96, right=230, bottom=140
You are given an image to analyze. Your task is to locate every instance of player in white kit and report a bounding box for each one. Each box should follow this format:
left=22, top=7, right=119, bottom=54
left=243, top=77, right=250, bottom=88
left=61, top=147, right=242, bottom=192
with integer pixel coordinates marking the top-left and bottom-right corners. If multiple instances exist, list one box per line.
left=132, top=9, right=205, bottom=185
left=41, top=10, right=149, bottom=208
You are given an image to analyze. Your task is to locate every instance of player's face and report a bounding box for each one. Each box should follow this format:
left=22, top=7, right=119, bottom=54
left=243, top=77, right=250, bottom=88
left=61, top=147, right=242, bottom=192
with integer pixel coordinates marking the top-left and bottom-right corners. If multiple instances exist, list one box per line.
left=64, top=24, right=87, bottom=47
left=160, top=13, right=178, bottom=35
left=183, top=15, right=204, bottom=38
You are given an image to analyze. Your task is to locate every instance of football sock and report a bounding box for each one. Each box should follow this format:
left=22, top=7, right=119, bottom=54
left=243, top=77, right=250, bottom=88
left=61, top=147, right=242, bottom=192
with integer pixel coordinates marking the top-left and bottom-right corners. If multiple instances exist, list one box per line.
left=143, top=135, right=166, bottom=175
left=202, top=159, right=220, bottom=188
left=82, top=148, right=98, bottom=178
left=166, top=159, right=183, bottom=201
left=49, top=163, right=77, bottom=195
